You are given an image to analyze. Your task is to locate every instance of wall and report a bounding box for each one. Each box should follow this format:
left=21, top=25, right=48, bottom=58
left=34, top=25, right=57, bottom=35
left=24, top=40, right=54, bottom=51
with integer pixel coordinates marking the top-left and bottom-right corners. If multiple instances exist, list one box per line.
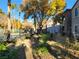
left=72, top=1, right=79, bottom=35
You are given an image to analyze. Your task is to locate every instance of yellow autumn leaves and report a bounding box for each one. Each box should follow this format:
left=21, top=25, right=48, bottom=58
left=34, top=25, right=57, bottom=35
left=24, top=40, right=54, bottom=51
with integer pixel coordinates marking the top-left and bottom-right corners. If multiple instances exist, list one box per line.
left=11, top=20, right=22, bottom=29
left=47, top=0, right=66, bottom=15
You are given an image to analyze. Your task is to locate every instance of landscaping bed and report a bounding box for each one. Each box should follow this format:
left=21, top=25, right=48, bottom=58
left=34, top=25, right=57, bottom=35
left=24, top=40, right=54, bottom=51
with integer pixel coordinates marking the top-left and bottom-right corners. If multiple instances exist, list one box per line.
left=0, top=42, right=18, bottom=59
left=32, top=33, right=56, bottom=59
left=47, top=41, right=79, bottom=59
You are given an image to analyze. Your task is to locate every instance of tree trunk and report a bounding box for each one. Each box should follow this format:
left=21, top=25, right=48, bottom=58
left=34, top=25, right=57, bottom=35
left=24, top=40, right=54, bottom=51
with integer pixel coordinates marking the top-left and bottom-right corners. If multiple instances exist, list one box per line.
left=7, top=0, right=11, bottom=42
left=8, top=0, right=11, bottom=31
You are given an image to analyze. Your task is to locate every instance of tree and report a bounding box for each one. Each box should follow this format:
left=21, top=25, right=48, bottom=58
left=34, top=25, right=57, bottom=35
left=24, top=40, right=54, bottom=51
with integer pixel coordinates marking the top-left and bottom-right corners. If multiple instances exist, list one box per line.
left=21, top=0, right=66, bottom=33
left=0, top=8, right=2, bottom=13
left=21, top=0, right=49, bottom=31
left=53, top=14, right=63, bottom=24
left=47, top=0, right=66, bottom=15
left=8, top=0, right=11, bottom=31
left=11, top=3, right=17, bottom=32
left=11, top=19, right=22, bottom=30
left=8, top=0, right=17, bottom=31
left=0, top=12, right=8, bottom=29
left=11, top=4, right=16, bottom=9
left=16, top=20, right=22, bottom=29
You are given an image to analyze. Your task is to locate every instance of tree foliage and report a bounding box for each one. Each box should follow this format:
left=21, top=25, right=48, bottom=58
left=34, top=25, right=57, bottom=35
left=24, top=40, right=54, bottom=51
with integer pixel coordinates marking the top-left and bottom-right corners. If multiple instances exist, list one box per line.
left=11, top=19, right=22, bottom=29
left=22, top=0, right=66, bottom=16
left=47, top=0, right=66, bottom=15
left=0, top=8, right=2, bottom=13
left=21, top=0, right=66, bottom=31
left=11, top=4, right=16, bottom=9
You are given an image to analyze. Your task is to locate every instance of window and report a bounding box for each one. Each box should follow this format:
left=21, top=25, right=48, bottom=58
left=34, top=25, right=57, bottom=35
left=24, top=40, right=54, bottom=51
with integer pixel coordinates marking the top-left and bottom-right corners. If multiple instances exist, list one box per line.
left=75, top=25, right=79, bottom=34
left=75, top=8, right=78, bottom=16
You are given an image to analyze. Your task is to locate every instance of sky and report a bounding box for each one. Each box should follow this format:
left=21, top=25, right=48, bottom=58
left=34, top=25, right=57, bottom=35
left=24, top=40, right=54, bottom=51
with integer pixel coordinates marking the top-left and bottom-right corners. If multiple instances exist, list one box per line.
left=65, top=0, right=76, bottom=9
left=0, top=0, right=77, bottom=22
left=0, top=0, right=24, bottom=22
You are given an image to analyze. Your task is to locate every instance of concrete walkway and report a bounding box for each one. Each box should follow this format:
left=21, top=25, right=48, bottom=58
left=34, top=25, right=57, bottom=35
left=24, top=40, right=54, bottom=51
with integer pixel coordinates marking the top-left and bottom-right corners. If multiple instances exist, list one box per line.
left=53, top=34, right=67, bottom=42
left=15, top=39, right=33, bottom=59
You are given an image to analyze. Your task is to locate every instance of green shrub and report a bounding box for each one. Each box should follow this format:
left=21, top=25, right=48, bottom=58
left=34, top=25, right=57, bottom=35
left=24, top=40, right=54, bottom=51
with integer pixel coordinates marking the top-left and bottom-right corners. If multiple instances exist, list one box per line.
left=71, top=44, right=79, bottom=51
left=0, top=43, right=9, bottom=59
left=25, top=34, right=31, bottom=39
left=0, top=56, right=8, bottom=59
left=39, top=33, right=51, bottom=44
left=34, top=45, right=48, bottom=55
left=33, top=33, right=50, bottom=56
left=0, top=43, right=7, bottom=51
left=38, top=46, right=48, bottom=55
left=8, top=49, right=18, bottom=59
left=0, top=43, right=18, bottom=59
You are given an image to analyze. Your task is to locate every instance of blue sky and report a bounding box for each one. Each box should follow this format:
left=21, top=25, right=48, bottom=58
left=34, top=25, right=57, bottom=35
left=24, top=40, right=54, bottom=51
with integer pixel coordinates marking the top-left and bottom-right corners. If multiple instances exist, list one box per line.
left=65, top=0, right=76, bottom=9
left=0, top=0, right=24, bottom=22
left=0, top=0, right=22, bottom=14
left=0, top=0, right=77, bottom=22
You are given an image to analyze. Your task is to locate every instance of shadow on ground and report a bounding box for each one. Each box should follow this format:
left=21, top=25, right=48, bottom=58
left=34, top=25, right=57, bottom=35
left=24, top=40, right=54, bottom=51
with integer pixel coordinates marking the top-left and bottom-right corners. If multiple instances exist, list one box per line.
left=47, top=43, right=79, bottom=59
left=7, top=43, right=27, bottom=59
left=17, top=45, right=27, bottom=59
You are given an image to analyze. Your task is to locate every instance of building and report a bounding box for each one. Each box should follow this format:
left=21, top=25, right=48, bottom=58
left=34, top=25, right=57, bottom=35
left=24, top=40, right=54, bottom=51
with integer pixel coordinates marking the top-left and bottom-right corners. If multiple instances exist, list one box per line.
left=71, top=0, right=79, bottom=38
left=46, top=18, right=61, bottom=34
left=63, top=0, right=79, bottom=38
left=63, top=9, right=72, bottom=37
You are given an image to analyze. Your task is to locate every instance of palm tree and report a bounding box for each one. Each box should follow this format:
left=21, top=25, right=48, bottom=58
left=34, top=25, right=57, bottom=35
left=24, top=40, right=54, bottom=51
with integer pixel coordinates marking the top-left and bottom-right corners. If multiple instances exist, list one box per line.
left=8, top=0, right=11, bottom=31
left=18, top=6, right=21, bottom=30
left=11, top=3, right=16, bottom=32
left=8, top=0, right=16, bottom=30
left=17, top=11, right=21, bottom=33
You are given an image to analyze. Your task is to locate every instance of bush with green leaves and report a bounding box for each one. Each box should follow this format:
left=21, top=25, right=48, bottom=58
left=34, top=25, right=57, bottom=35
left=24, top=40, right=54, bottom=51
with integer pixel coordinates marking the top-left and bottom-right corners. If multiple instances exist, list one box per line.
left=72, top=45, right=79, bottom=51
left=34, top=45, right=48, bottom=55
left=0, top=43, right=18, bottom=59
left=25, top=34, right=31, bottom=39
left=33, top=33, right=50, bottom=56
left=0, top=43, right=7, bottom=51
left=8, top=49, right=18, bottom=59
left=39, top=33, right=51, bottom=44
left=0, top=43, right=9, bottom=59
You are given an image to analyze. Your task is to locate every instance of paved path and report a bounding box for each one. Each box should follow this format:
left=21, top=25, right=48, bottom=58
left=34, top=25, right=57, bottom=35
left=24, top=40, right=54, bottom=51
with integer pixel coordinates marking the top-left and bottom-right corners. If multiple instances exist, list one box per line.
left=15, top=39, right=33, bottom=59
left=18, top=46, right=27, bottom=59
left=52, top=34, right=67, bottom=43
left=47, top=41, right=79, bottom=59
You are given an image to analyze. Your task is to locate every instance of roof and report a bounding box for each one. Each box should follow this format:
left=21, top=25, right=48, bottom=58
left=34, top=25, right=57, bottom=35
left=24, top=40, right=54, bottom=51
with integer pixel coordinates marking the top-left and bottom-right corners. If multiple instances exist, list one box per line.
left=64, top=9, right=71, bottom=13
left=64, top=0, right=79, bottom=12
left=63, top=0, right=79, bottom=16
left=72, top=0, right=79, bottom=10
left=63, top=9, right=72, bottom=17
